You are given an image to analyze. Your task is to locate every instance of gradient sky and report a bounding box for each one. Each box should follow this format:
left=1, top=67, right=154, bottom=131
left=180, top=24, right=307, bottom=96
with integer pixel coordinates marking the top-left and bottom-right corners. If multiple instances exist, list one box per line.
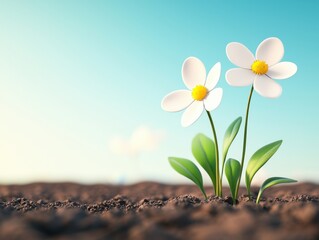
left=0, top=0, right=318, bottom=184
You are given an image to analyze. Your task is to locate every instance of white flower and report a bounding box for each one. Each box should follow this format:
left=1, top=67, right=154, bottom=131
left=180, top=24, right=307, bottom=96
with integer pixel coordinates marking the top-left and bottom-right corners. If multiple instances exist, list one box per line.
left=161, top=57, right=223, bottom=127
left=225, top=37, right=297, bottom=98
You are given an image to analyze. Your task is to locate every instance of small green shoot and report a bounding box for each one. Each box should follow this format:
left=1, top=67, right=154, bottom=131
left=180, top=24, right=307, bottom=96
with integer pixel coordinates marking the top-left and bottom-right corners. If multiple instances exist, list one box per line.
left=168, top=157, right=207, bottom=199
left=256, top=177, right=297, bottom=204
left=245, top=140, right=282, bottom=196
left=225, top=158, right=241, bottom=203
left=221, top=117, right=242, bottom=183
left=192, top=133, right=217, bottom=194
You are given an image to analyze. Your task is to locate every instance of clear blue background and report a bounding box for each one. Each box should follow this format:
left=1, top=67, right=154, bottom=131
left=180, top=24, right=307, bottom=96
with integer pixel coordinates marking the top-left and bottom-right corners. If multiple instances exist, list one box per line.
left=0, top=0, right=318, bottom=183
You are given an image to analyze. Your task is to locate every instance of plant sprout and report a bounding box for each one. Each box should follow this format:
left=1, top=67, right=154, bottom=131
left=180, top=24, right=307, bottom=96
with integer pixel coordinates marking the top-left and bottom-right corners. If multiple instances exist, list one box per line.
left=225, top=158, right=241, bottom=203
left=256, top=177, right=297, bottom=204
left=245, top=140, right=283, bottom=196
left=168, top=157, right=207, bottom=199
left=221, top=117, right=242, bottom=194
left=192, top=134, right=217, bottom=195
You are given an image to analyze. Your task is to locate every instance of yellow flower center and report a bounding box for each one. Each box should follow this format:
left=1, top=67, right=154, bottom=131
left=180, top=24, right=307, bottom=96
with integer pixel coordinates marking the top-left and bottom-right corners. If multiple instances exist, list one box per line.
left=251, top=60, right=268, bottom=75
left=191, top=85, right=208, bottom=101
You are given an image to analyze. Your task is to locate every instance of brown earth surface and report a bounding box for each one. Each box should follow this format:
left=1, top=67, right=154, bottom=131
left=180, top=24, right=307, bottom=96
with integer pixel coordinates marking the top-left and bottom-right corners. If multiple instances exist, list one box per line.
left=0, top=182, right=318, bottom=240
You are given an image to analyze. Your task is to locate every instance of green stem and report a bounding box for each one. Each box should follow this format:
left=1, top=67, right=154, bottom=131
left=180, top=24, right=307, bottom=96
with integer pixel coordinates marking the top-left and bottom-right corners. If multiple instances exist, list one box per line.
left=220, top=156, right=226, bottom=192
left=206, top=111, right=221, bottom=196
left=256, top=190, right=262, bottom=204
left=201, top=187, right=208, bottom=200
left=235, top=86, right=254, bottom=199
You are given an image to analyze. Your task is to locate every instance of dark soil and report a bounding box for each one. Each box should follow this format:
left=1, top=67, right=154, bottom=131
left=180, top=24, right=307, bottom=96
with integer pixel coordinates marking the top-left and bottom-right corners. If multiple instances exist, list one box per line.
left=0, top=182, right=318, bottom=240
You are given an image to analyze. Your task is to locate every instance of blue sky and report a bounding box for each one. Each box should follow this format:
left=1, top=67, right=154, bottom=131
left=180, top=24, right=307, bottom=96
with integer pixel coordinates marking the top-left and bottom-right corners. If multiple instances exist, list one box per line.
left=0, top=0, right=318, bottom=184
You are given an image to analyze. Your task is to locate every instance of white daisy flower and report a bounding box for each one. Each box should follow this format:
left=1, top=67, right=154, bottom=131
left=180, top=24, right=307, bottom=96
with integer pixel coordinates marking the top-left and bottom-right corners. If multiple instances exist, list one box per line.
left=161, top=57, right=223, bottom=127
left=225, top=37, right=297, bottom=98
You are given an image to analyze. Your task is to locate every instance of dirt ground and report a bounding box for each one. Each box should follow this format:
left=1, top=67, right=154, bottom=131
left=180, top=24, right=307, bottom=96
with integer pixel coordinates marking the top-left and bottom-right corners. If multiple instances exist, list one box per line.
left=0, top=182, right=318, bottom=240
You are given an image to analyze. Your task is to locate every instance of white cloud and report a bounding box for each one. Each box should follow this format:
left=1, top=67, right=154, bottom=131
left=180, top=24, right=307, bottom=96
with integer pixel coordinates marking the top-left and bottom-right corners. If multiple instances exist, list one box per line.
left=108, top=125, right=166, bottom=157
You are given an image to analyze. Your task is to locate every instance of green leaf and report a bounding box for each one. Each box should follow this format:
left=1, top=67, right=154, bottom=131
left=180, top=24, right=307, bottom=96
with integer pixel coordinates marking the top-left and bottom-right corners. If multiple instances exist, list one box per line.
left=245, top=140, right=283, bottom=195
left=256, top=177, right=297, bottom=204
left=168, top=157, right=207, bottom=199
left=225, top=158, right=241, bottom=202
left=222, top=117, right=242, bottom=161
left=192, top=133, right=216, bottom=192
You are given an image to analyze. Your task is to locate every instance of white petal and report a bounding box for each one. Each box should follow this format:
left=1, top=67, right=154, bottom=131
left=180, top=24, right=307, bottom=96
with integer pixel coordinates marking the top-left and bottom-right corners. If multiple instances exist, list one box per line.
left=225, top=68, right=255, bottom=87
left=205, top=62, right=221, bottom=91
left=204, top=88, right=223, bottom=111
left=226, top=42, right=255, bottom=68
left=182, top=57, right=206, bottom=89
left=181, top=101, right=204, bottom=127
left=267, top=62, right=297, bottom=79
left=253, top=75, right=282, bottom=98
left=256, top=37, right=284, bottom=66
left=161, top=90, right=193, bottom=112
